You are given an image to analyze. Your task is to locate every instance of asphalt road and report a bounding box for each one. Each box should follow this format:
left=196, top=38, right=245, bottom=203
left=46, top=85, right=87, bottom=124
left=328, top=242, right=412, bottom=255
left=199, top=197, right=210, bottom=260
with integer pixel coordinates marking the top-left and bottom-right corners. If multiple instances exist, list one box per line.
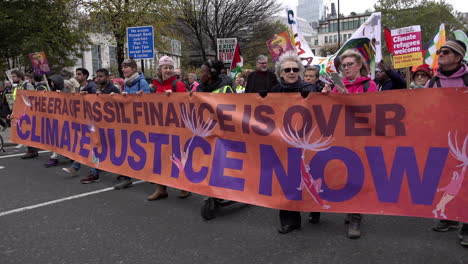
left=0, top=144, right=466, bottom=264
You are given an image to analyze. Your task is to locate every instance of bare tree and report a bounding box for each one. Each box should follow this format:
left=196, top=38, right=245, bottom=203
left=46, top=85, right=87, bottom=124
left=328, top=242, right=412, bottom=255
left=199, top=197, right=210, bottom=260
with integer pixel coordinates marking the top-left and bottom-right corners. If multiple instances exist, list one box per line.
left=175, top=0, right=281, bottom=63
left=80, top=0, right=176, bottom=77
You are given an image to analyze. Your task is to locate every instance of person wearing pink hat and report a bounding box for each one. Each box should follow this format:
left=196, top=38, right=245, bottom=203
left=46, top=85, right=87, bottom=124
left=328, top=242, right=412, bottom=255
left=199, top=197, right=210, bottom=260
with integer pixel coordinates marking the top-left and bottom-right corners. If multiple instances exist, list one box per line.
left=147, top=55, right=190, bottom=201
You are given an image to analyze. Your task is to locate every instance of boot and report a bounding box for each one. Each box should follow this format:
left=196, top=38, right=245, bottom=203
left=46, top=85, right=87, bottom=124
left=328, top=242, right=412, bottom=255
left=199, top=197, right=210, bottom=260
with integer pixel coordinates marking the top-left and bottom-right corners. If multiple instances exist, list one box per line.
left=21, top=150, right=38, bottom=159
left=347, top=214, right=361, bottom=239
left=147, top=185, right=168, bottom=201
left=178, top=190, right=191, bottom=199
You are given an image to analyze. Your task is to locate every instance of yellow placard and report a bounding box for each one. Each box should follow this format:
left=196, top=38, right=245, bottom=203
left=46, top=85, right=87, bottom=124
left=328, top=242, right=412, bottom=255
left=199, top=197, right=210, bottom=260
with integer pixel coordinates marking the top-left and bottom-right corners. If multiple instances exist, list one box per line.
left=393, top=52, right=423, bottom=69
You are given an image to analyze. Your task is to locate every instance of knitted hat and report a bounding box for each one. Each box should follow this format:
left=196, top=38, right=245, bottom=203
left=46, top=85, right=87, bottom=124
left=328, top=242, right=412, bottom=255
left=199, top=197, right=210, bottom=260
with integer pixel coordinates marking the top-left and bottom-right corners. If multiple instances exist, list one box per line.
left=121, top=58, right=137, bottom=69
left=440, top=40, right=467, bottom=58
left=412, top=64, right=432, bottom=80
left=158, top=56, right=174, bottom=67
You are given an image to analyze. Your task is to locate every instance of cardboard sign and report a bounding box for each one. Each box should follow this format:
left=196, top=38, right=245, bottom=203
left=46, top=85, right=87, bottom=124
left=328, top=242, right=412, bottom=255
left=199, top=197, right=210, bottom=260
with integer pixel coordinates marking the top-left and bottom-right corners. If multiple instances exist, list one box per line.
left=28, top=52, right=51, bottom=75
left=217, top=38, right=237, bottom=64
left=391, top=26, right=423, bottom=69
left=266, top=31, right=295, bottom=63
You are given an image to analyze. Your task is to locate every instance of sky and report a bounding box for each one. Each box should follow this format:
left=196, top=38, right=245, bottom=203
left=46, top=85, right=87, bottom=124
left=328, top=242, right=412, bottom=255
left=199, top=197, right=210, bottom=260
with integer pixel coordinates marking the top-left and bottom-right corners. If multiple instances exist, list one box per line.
left=278, top=0, right=468, bottom=16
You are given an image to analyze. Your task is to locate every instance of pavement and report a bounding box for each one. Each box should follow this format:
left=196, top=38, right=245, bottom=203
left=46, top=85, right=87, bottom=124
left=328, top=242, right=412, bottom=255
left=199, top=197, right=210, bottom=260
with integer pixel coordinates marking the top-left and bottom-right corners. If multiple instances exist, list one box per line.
left=0, top=143, right=467, bottom=263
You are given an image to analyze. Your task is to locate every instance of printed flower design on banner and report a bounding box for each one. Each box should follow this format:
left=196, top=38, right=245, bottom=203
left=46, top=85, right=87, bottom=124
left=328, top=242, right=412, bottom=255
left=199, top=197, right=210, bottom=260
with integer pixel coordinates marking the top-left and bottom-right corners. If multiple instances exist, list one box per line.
left=174, top=104, right=217, bottom=171
left=88, top=121, right=99, bottom=167
left=279, top=123, right=334, bottom=209
left=16, top=94, right=32, bottom=130
left=433, top=131, right=467, bottom=219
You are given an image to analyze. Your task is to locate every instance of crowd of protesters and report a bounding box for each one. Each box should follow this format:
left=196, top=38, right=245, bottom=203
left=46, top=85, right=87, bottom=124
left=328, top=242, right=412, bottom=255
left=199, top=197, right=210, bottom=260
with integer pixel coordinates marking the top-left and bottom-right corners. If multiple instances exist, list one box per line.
left=1, top=39, right=467, bottom=247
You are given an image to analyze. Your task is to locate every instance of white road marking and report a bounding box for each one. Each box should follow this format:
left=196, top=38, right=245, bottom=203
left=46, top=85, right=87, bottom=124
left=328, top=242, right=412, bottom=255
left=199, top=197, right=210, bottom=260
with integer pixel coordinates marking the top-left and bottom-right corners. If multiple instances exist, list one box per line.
left=0, top=150, right=50, bottom=159
left=0, top=180, right=144, bottom=217
left=0, top=166, right=4, bottom=169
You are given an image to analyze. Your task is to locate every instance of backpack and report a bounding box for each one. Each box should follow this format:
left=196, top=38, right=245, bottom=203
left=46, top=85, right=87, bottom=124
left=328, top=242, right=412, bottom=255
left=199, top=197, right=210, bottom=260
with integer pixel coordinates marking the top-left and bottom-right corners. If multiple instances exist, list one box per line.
left=427, top=73, right=468, bottom=88
left=362, top=79, right=370, bottom=92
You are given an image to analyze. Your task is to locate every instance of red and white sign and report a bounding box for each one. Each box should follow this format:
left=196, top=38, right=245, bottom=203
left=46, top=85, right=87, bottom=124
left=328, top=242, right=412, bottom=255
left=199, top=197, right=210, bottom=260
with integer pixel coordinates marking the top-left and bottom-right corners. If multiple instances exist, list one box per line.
left=391, top=26, right=423, bottom=68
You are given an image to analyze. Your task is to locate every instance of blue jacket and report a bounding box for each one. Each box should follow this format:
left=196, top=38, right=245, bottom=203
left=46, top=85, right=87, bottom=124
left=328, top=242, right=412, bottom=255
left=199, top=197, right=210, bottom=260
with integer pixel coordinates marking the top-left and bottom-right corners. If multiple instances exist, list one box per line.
left=124, top=73, right=150, bottom=94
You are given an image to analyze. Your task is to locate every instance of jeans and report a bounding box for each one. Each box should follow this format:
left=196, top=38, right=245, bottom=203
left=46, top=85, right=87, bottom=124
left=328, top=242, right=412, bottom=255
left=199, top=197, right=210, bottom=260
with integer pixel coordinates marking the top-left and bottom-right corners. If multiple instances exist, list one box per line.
left=71, top=161, right=101, bottom=176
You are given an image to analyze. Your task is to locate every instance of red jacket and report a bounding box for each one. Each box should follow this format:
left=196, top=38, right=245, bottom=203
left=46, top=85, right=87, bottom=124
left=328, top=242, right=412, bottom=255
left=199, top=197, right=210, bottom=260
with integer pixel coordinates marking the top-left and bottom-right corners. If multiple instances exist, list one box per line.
left=152, top=75, right=187, bottom=93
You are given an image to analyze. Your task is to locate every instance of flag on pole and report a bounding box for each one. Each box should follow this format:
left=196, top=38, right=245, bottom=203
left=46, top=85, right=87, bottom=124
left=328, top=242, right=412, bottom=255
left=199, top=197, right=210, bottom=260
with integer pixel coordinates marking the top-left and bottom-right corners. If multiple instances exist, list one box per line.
left=424, top=24, right=446, bottom=72
left=384, top=26, right=393, bottom=54
left=230, top=42, right=243, bottom=79
left=454, top=30, right=468, bottom=61
left=286, top=8, right=315, bottom=65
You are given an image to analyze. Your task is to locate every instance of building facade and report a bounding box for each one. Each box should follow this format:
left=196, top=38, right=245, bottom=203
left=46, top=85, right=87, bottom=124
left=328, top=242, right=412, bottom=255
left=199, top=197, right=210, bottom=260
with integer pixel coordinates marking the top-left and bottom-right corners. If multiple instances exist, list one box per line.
left=297, top=0, right=325, bottom=25
left=317, top=13, right=371, bottom=55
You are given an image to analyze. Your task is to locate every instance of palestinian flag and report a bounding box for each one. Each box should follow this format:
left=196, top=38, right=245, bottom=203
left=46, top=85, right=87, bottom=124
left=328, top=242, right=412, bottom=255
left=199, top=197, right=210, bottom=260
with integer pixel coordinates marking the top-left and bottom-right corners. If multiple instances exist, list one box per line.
left=230, top=42, right=243, bottom=78
left=424, top=24, right=446, bottom=73
left=384, top=26, right=393, bottom=54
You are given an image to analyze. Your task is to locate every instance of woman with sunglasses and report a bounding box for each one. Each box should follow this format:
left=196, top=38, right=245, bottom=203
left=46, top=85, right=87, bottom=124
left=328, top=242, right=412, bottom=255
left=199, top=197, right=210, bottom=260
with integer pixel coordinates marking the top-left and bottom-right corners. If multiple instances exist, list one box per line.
left=270, top=52, right=319, bottom=94
left=268, top=52, right=319, bottom=234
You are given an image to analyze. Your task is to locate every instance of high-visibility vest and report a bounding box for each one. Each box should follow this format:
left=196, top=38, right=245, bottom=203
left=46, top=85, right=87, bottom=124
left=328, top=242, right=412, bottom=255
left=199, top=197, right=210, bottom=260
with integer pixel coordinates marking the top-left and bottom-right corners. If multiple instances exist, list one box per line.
left=211, top=85, right=233, bottom=93
left=12, top=82, right=28, bottom=101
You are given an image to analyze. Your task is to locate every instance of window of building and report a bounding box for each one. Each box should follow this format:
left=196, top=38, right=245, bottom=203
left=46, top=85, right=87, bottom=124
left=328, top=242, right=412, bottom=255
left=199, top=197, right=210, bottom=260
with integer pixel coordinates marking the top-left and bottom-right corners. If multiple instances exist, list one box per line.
left=325, top=36, right=328, bottom=43
left=91, top=45, right=102, bottom=73
left=314, top=39, right=318, bottom=45
left=334, top=35, right=337, bottom=43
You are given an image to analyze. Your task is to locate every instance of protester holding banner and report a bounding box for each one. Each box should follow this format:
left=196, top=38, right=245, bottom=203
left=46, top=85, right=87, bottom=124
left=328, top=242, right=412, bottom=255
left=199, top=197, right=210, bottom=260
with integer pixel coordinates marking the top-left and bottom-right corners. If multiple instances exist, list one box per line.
left=425, top=40, right=468, bottom=88
left=324, top=50, right=378, bottom=94
left=374, top=60, right=406, bottom=91
left=75, top=68, right=96, bottom=94
left=245, top=55, right=278, bottom=94
left=303, top=66, right=325, bottom=92
left=197, top=60, right=234, bottom=93
left=268, top=51, right=320, bottom=234
left=148, top=56, right=190, bottom=200
left=197, top=59, right=235, bottom=220
left=410, top=64, right=432, bottom=89
left=9, top=69, right=38, bottom=159
left=322, top=49, right=377, bottom=238
left=427, top=39, right=468, bottom=247
left=120, top=58, right=150, bottom=95
left=113, top=58, right=151, bottom=189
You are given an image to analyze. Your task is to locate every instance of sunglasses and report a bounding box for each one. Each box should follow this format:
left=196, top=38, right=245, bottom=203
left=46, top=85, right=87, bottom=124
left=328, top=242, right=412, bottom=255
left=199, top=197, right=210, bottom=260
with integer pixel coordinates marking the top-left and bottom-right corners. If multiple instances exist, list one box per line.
left=282, top=68, right=300, bottom=73
left=436, top=49, right=452, bottom=55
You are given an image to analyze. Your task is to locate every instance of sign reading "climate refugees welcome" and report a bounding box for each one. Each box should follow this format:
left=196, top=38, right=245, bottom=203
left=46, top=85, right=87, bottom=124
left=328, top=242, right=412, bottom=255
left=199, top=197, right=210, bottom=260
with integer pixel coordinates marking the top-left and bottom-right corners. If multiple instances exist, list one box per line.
left=391, top=25, right=423, bottom=68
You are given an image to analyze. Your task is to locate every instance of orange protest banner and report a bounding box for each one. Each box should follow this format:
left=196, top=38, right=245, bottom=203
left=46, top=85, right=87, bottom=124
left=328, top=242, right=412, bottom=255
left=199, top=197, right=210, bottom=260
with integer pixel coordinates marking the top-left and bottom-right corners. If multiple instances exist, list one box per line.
left=10, top=88, right=468, bottom=222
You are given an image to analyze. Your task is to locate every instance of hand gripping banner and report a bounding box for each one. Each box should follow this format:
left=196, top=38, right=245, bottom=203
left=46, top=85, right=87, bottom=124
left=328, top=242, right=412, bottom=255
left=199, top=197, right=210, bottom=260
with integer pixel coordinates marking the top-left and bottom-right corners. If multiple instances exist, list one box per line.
left=10, top=88, right=468, bottom=222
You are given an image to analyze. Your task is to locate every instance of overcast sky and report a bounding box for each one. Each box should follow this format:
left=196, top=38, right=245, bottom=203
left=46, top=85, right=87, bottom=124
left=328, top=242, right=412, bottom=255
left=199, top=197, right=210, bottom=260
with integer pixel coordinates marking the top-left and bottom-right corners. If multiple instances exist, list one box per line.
left=278, top=0, right=468, bottom=16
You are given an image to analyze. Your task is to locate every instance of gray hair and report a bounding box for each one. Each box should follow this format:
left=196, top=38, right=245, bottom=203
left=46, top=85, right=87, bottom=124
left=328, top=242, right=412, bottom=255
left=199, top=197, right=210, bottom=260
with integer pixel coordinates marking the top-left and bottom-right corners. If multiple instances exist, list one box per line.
left=256, top=55, right=268, bottom=63
left=187, top=72, right=197, bottom=79
left=274, top=51, right=305, bottom=83
left=304, top=66, right=320, bottom=78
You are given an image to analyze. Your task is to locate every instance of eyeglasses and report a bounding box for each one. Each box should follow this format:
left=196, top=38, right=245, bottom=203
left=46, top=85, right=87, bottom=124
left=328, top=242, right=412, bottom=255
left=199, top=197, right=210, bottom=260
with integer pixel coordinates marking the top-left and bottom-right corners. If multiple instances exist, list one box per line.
left=258, top=62, right=268, bottom=65
left=341, top=62, right=355, bottom=69
left=282, top=68, right=300, bottom=73
left=436, top=49, right=452, bottom=55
